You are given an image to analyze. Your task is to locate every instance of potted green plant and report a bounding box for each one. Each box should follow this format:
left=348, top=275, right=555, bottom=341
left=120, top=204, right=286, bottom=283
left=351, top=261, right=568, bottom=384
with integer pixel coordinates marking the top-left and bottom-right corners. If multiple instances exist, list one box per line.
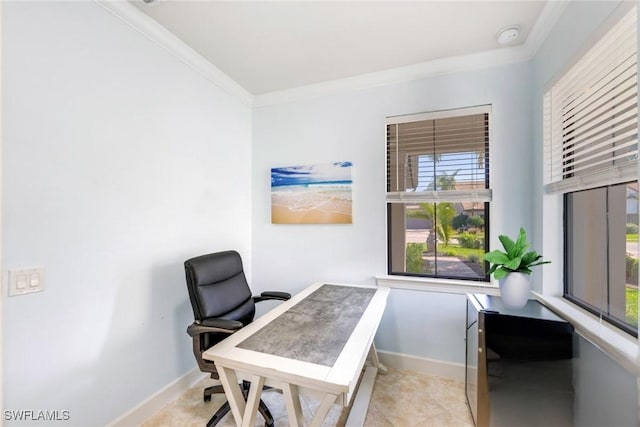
left=484, top=227, right=550, bottom=308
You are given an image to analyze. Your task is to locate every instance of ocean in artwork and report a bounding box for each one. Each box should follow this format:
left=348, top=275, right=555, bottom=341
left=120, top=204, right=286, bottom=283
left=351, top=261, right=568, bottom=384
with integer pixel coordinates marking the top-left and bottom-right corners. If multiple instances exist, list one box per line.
left=271, top=162, right=353, bottom=224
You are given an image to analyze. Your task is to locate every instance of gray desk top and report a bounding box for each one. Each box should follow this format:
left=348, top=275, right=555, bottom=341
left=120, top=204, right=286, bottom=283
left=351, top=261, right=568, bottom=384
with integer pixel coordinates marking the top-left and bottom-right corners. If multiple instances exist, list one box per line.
left=237, top=284, right=376, bottom=367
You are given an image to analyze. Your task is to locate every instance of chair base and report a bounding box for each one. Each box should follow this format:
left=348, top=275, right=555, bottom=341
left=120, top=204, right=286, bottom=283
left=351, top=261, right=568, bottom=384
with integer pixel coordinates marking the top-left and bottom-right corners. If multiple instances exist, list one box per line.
left=206, top=401, right=231, bottom=427
left=204, top=384, right=225, bottom=402
left=204, top=381, right=274, bottom=427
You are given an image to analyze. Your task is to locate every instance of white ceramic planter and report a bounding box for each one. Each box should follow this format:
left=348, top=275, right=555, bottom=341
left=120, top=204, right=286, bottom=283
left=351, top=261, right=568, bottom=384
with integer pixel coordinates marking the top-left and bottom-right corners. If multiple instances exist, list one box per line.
left=498, top=272, right=531, bottom=308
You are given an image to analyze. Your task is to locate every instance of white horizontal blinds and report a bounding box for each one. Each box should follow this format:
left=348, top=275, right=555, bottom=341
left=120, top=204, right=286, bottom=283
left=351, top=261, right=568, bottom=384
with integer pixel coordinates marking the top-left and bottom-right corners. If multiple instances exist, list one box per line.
left=386, top=106, right=491, bottom=203
left=544, top=7, right=638, bottom=194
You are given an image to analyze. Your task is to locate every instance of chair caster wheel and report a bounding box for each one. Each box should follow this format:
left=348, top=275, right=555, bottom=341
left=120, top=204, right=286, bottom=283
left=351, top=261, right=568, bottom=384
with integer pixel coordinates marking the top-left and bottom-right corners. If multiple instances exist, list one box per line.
left=204, top=395, right=211, bottom=402
left=265, top=422, right=274, bottom=427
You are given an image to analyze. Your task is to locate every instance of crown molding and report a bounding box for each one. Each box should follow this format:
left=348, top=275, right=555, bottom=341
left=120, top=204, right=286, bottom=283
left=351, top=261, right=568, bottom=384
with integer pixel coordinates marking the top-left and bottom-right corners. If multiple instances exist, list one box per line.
left=523, top=0, right=570, bottom=57
left=95, top=0, right=570, bottom=110
left=253, top=46, right=532, bottom=108
left=95, top=0, right=253, bottom=107
left=253, top=1, right=570, bottom=108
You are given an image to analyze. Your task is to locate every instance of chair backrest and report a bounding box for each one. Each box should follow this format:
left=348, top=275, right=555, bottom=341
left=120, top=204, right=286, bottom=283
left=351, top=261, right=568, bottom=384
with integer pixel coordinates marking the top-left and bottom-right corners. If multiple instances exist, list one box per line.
left=184, top=250, right=255, bottom=325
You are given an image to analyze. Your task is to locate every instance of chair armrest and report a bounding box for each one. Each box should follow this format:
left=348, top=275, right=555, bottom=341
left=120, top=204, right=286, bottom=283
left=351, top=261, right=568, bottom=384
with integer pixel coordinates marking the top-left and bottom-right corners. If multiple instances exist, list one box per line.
left=186, top=319, right=243, bottom=337
left=254, top=291, right=291, bottom=303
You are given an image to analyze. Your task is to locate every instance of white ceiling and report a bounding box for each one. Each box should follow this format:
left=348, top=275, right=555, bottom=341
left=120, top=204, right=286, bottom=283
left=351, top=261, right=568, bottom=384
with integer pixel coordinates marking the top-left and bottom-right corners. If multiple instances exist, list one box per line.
left=131, top=1, right=548, bottom=95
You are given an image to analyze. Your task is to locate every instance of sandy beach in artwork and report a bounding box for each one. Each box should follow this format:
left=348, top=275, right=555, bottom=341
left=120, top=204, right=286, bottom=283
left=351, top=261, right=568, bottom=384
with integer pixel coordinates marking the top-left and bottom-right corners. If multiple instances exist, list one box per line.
left=271, top=187, right=352, bottom=224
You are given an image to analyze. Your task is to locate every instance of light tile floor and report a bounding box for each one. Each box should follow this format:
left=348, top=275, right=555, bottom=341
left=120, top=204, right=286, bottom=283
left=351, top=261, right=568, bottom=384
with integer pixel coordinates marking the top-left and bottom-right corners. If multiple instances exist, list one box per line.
left=142, top=368, right=475, bottom=427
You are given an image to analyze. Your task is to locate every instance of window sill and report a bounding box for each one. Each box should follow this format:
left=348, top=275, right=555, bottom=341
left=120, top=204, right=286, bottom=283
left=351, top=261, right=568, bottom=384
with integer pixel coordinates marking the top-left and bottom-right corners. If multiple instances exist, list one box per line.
left=375, top=275, right=499, bottom=295
left=532, top=292, right=638, bottom=374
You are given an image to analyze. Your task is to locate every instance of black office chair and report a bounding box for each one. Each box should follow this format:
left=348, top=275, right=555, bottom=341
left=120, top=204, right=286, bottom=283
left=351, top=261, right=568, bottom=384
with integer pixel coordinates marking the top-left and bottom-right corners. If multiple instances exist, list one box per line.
left=184, top=250, right=291, bottom=427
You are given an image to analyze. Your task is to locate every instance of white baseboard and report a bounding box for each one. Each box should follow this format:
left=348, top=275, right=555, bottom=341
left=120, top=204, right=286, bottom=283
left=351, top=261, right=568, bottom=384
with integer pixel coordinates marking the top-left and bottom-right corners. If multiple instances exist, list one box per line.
left=377, top=350, right=466, bottom=382
left=107, top=368, right=207, bottom=427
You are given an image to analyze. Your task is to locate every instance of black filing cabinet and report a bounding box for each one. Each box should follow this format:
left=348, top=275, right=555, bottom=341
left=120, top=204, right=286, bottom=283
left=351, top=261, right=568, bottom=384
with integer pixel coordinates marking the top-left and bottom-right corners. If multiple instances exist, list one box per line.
left=465, top=294, right=575, bottom=427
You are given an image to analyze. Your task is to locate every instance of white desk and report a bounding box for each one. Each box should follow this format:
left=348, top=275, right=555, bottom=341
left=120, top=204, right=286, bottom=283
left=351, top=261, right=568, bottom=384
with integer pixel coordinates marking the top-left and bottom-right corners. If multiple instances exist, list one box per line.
left=203, top=282, right=390, bottom=427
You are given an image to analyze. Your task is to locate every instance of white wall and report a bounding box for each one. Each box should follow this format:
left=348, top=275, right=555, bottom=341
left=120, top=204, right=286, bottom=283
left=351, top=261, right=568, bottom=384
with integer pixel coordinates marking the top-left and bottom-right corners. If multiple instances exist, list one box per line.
left=2, top=2, right=252, bottom=425
left=252, top=61, right=533, bottom=364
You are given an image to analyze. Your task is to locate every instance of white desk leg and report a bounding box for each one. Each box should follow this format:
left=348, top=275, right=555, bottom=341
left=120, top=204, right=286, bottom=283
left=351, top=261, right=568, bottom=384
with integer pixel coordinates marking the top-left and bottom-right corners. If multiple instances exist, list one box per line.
left=241, top=375, right=266, bottom=427
left=368, top=343, right=387, bottom=375
left=281, top=383, right=304, bottom=427
left=308, top=393, right=338, bottom=427
left=217, top=366, right=246, bottom=427
left=345, top=366, right=378, bottom=427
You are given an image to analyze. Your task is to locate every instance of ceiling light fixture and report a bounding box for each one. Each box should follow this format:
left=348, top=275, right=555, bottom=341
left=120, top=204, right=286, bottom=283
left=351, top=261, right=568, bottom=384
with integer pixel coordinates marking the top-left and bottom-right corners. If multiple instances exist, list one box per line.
left=496, top=26, right=520, bottom=45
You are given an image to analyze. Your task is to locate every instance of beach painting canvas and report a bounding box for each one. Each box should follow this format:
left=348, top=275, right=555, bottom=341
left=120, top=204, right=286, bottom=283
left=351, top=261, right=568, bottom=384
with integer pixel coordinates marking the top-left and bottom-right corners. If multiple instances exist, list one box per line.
left=271, top=161, right=353, bottom=224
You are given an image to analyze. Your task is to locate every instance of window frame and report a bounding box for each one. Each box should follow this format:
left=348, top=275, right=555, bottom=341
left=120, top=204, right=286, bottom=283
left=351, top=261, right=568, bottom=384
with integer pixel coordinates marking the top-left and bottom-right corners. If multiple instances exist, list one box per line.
left=562, top=183, right=638, bottom=337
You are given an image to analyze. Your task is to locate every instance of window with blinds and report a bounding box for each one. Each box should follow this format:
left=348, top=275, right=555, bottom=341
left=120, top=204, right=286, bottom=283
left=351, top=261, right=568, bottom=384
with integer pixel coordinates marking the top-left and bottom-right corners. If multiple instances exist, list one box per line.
left=543, top=6, right=637, bottom=194
left=385, top=106, right=491, bottom=281
left=549, top=5, right=639, bottom=336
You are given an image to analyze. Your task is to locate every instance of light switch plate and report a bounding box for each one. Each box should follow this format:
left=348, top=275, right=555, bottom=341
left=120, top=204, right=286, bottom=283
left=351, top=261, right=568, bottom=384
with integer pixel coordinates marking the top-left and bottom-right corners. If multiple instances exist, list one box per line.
left=9, top=267, right=44, bottom=296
